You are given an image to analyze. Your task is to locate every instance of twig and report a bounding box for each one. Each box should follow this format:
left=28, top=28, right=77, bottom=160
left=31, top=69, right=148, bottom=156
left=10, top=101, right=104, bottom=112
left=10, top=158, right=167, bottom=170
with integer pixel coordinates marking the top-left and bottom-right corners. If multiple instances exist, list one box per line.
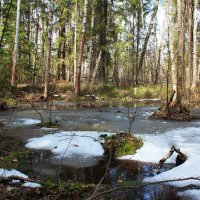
left=87, top=177, right=200, bottom=200
left=90, top=144, right=113, bottom=198
left=27, top=100, right=44, bottom=123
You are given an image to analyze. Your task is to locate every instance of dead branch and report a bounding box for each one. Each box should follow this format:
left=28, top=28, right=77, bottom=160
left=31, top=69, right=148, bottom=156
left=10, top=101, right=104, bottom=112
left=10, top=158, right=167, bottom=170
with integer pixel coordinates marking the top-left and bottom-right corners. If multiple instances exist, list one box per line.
left=157, top=146, right=187, bottom=173
left=91, top=144, right=113, bottom=198
left=167, top=90, right=176, bottom=108
left=87, top=177, right=200, bottom=200
left=27, top=100, right=44, bottom=123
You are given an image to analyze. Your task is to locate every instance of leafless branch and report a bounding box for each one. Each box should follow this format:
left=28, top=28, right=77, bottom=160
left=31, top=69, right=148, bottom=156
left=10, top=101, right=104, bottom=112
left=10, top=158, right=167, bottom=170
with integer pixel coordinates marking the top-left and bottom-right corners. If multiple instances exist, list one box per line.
left=88, top=177, right=200, bottom=200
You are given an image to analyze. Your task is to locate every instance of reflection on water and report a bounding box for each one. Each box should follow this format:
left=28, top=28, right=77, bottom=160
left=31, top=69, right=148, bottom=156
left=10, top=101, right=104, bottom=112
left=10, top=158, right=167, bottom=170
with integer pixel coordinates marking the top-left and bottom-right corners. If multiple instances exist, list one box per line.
left=0, top=101, right=199, bottom=199
left=32, top=151, right=179, bottom=199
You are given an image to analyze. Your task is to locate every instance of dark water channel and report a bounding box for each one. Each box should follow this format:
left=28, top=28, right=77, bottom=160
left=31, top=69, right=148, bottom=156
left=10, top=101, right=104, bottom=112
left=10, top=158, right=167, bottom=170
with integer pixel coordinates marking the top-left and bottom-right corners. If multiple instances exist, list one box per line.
left=1, top=101, right=199, bottom=199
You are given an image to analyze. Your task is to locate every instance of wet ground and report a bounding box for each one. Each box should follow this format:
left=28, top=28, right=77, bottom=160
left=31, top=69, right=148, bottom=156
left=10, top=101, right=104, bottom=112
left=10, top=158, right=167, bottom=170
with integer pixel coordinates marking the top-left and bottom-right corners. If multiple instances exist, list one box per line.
left=0, top=100, right=199, bottom=199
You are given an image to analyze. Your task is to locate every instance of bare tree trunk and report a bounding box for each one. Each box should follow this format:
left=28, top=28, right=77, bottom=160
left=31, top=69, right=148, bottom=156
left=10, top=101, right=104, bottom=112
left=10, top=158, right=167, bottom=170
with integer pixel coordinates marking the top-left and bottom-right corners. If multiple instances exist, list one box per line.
left=176, top=0, right=185, bottom=107
left=34, top=5, right=39, bottom=84
left=187, top=0, right=194, bottom=89
left=154, top=48, right=161, bottom=84
left=57, top=23, right=66, bottom=80
left=44, top=1, right=53, bottom=98
left=27, top=1, right=31, bottom=72
left=136, top=1, right=159, bottom=84
left=75, top=0, right=88, bottom=96
left=90, top=51, right=102, bottom=86
left=191, top=0, right=199, bottom=91
left=11, top=0, right=21, bottom=87
left=73, top=0, right=77, bottom=86
left=0, top=0, right=13, bottom=51
left=135, top=10, right=140, bottom=85
left=87, top=1, right=95, bottom=81
left=113, top=51, right=120, bottom=87
left=131, top=14, right=135, bottom=85
left=99, top=0, right=108, bottom=82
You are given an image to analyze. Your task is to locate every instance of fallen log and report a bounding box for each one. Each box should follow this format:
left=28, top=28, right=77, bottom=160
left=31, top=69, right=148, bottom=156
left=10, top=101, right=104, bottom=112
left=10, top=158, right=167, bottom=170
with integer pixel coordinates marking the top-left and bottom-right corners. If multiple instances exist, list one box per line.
left=157, top=146, right=187, bottom=173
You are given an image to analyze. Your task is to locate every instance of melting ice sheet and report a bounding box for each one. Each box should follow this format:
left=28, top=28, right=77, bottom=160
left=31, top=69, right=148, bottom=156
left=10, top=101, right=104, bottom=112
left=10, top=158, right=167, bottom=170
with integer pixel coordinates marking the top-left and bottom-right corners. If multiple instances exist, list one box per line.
left=26, top=131, right=112, bottom=159
left=120, top=127, right=200, bottom=199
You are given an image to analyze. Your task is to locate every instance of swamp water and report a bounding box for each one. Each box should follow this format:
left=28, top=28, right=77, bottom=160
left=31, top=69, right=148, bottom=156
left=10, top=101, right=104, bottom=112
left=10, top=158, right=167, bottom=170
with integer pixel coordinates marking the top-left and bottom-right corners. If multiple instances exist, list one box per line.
left=1, top=102, right=199, bottom=199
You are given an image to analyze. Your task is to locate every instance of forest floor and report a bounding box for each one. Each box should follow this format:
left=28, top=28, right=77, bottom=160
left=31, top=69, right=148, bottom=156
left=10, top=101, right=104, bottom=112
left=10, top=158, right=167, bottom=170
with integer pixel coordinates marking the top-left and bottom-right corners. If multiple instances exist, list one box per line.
left=1, top=83, right=199, bottom=108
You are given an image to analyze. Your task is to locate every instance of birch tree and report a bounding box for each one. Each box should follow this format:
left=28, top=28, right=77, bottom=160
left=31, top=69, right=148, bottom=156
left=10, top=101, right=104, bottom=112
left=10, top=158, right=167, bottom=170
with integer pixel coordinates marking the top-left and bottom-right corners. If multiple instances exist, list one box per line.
left=175, top=0, right=185, bottom=107
left=191, top=0, right=199, bottom=91
left=11, top=0, right=21, bottom=87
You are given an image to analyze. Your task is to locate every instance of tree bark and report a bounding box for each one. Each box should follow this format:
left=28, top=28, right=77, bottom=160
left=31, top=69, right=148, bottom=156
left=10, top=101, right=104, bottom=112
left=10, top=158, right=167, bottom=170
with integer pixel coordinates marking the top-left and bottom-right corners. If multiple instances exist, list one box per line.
left=176, top=0, right=185, bottom=107
left=187, top=0, right=194, bottom=89
left=57, top=23, right=66, bottom=80
left=98, top=0, right=108, bottom=82
left=90, top=51, right=102, bottom=86
left=11, top=0, right=21, bottom=87
left=75, top=0, right=88, bottom=96
left=135, top=9, right=140, bottom=85
left=87, top=1, right=95, bottom=81
left=136, top=1, right=159, bottom=85
left=0, top=0, right=13, bottom=51
left=191, top=0, right=199, bottom=91
left=73, top=0, right=77, bottom=86
left=44, top=0, right=53, bottom=98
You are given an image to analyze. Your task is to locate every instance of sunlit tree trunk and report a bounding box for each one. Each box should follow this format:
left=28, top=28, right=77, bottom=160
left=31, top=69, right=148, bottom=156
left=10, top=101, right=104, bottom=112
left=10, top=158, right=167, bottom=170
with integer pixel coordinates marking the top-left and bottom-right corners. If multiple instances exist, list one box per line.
left=176, top=0, right=185, bottom=107
left=136, top=1, right=159, bottom=85
left=73, top=0, right=77, bottom=87
left=191, top=0, right=199, bottom=91
left=44, top=0, right=53, bottom=98
left=75, top=0, right=88, bottom=96
left=11, top=0, right=21, bottom=87
left=187, top=0, right=194, bottom=89
left=34, top=3, right=39, bottom=84
left=87, top=1, right=95, bottom=81
left=90, top=51, right=102, bottom=86
left=135, top=9, right=140, bottom=85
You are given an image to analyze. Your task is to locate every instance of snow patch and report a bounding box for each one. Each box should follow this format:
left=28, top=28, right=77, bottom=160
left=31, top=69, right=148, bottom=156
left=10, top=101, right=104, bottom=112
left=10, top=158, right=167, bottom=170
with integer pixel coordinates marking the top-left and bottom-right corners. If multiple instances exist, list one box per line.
left=23, top=182, right=41, bottom=188
left=178, top=190, right=200, bottom=200
left=14, top=118, right=41, bottom=125
left=120, top=127, right=200, bottom=164
left=26, top=131, right=112, bottom=158
left=0, top=169, right=28, bottom=179
left=120, top=126, right=200, bottom=199
left=40, top=127, right=58, bottom=131
left=0, top=168, right=41, bottom=188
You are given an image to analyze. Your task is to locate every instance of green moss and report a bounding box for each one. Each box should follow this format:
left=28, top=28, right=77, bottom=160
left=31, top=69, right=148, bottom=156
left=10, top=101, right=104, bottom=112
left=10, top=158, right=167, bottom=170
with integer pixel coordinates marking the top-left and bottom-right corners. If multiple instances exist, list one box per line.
left=38, top=121, right=59, bottom=128
left=103, top=132, right=143, bottom=158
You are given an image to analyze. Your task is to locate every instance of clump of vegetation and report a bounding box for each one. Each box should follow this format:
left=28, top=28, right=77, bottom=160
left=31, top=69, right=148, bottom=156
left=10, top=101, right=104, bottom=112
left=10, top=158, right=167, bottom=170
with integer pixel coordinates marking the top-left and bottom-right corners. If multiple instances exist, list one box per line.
left=150, top=105, right=198, bottom=121
left=102, top=132, right=143, bottom=158
left=38, top=120, right=59, bottom=128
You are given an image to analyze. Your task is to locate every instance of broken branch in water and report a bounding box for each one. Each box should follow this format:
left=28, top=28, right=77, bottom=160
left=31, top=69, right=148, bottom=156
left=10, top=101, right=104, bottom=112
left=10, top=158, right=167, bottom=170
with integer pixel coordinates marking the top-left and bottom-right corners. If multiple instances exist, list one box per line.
left=157, top=146, right=187, bottom=173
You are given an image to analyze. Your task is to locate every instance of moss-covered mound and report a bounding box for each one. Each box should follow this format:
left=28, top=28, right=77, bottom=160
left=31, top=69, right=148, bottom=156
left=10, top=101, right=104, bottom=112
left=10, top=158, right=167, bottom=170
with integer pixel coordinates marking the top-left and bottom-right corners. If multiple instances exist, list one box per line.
left=102, top=132, right=143, bottom=158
